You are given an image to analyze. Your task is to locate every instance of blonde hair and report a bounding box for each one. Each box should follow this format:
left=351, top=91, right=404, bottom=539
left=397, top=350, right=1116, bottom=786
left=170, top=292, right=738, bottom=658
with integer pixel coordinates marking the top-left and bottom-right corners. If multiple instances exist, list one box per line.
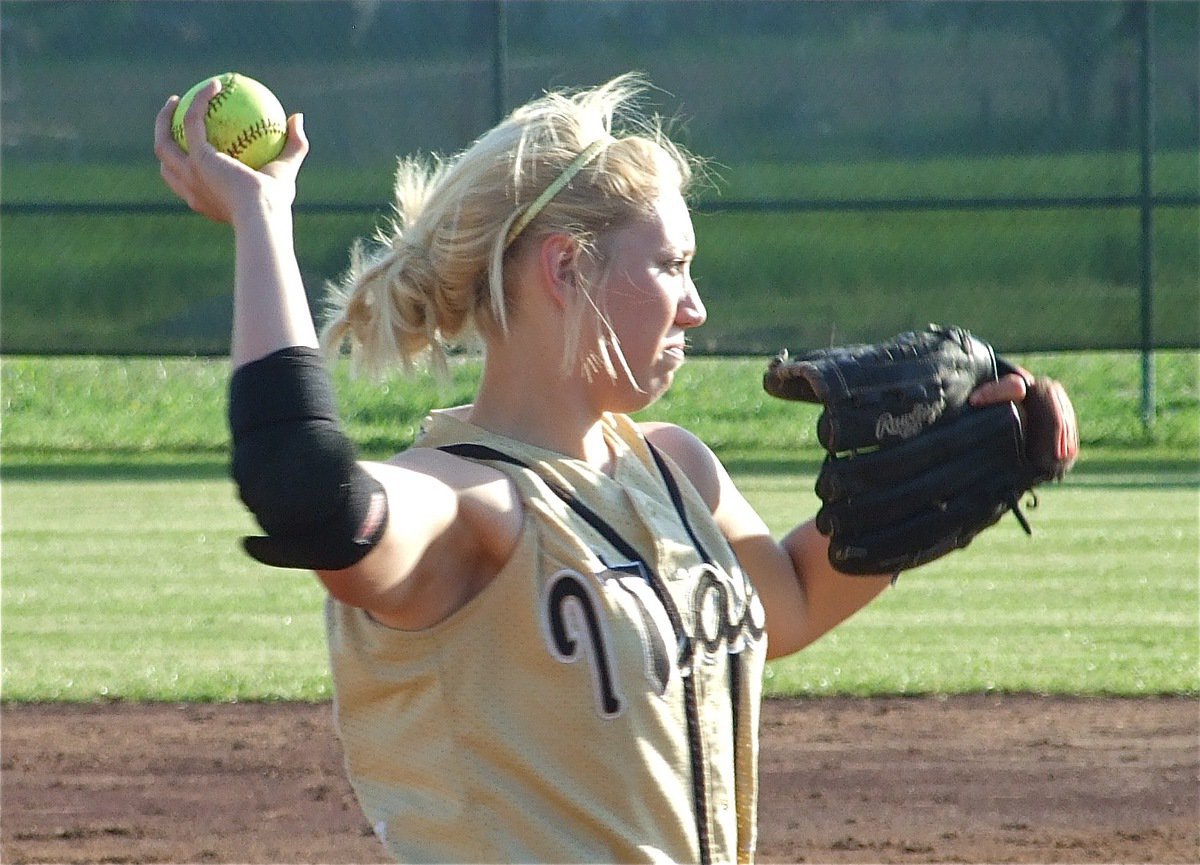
left=321, top=73, right=698, bottom=378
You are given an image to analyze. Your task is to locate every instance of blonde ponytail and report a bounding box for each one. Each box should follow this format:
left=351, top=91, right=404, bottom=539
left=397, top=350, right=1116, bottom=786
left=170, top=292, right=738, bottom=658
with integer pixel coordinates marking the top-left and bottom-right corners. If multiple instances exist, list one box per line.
left=321, top=73, right=699, bottom=377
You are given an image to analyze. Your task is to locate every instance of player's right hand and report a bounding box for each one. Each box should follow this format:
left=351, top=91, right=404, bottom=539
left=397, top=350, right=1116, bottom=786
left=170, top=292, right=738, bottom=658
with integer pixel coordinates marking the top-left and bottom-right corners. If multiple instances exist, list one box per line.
left=153, top=78, right=309, bottom=226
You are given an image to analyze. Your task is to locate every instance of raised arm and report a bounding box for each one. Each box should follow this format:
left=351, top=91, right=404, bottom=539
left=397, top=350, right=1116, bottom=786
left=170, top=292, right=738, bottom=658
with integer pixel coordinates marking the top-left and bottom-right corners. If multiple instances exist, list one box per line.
left=153, top=83, right=520, bottom=630
left=154, top=79, right=316, bottom=365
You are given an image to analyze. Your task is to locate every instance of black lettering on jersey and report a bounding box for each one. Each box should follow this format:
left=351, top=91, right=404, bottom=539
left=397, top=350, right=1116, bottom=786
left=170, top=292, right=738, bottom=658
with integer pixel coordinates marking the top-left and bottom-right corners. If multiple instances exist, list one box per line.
left=694, top=568, right=730, bottom=654
left=691, top=564, right=766, bottom=658
left=544, top=570, right=622, bottom=718
left=606, top=561, right=672, bottom=696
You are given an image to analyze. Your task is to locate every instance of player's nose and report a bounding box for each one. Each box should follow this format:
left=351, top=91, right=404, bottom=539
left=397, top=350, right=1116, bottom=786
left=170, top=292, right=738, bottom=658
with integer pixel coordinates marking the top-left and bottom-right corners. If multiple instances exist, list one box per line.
left=677, top=276, right=706, bottom=329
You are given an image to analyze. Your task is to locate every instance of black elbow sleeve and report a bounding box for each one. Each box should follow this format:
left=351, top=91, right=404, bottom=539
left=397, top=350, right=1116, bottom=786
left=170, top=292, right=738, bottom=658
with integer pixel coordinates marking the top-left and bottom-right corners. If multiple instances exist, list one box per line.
left=229, top=347, right=388, bottom=570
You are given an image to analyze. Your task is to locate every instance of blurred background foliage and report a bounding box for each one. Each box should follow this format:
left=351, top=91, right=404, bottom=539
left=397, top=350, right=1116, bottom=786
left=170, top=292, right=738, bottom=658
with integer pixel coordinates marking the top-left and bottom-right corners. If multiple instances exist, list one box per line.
left=1, top=0, right=1197, bottom=355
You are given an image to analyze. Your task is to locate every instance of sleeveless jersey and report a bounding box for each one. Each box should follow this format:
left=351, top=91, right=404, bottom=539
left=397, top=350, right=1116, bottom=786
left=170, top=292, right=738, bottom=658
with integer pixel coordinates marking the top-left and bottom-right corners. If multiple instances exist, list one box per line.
left=326, top=409, right=768, bottom=864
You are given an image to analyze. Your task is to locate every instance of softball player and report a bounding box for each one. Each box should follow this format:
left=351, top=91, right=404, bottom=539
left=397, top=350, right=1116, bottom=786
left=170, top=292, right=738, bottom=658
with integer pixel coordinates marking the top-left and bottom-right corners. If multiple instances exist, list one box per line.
left=154, top=73, right=1028, bottom=864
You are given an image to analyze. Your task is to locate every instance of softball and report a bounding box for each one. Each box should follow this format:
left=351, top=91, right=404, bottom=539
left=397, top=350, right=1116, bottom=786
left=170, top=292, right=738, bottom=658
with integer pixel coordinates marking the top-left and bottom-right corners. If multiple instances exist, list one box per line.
left=171, top=73, right=287, bottom=170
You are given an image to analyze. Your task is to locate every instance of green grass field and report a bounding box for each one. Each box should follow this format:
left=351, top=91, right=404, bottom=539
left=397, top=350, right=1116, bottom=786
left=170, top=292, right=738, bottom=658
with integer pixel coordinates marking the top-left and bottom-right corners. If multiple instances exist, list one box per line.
left=2, top=352, right=1197, bottom=701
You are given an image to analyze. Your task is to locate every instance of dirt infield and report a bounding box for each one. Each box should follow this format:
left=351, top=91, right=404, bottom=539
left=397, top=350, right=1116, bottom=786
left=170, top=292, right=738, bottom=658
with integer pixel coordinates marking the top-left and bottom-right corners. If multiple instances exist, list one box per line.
left=2, top=696, right=1196, bottom=864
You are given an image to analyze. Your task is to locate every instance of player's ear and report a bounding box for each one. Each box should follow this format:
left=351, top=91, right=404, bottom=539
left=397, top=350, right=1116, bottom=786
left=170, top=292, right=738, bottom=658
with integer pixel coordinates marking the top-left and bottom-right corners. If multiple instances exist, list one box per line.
left=536, top=233, right=582, bottom=309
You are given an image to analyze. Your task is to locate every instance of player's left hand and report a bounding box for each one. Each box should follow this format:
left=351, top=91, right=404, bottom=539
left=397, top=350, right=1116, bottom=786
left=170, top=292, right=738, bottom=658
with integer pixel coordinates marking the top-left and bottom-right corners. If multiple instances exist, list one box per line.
left=154, top=78, right=309, bottom=226
left=763, top=324, right=1080, bottom=576
left=972, top=362, right=1079, bottom=480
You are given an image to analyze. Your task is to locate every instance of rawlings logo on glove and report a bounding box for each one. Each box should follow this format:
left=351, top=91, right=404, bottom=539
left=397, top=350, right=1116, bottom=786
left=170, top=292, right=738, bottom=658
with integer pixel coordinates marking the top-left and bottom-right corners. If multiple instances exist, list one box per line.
left=764, top=324, right=1079, bottom=576
left=874, top=402, right=943, bottom=440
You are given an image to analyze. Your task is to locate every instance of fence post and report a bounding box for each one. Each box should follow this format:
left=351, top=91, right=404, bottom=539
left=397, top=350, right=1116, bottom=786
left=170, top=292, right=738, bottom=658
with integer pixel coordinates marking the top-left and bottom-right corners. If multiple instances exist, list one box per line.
left=492, top=0, right=509, bottom=125
left=1137, top=0, right=1156, bottom=431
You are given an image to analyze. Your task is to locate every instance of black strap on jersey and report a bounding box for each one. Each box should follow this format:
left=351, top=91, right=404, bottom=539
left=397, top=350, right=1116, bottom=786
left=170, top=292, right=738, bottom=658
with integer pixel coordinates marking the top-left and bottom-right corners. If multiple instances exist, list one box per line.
left=436, top=443, right=648, bottom=565
left=648, top=442, right=745, bottom=783
left=647, top=443, right=715, bottom=566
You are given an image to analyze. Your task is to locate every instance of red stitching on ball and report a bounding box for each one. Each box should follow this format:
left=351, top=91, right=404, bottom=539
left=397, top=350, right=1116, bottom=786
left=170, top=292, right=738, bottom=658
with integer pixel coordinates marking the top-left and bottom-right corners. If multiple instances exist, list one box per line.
left=227, top=118, right=286, bottom=159
left=172, top=76, right=238, bottom=148
left=206, top=77, right=237, bottom=120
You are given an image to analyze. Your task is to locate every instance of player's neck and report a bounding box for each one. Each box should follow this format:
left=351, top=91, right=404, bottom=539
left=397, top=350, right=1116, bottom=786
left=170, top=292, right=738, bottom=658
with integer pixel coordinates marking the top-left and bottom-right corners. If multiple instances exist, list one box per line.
left=469, top=352, right=612, bottom=472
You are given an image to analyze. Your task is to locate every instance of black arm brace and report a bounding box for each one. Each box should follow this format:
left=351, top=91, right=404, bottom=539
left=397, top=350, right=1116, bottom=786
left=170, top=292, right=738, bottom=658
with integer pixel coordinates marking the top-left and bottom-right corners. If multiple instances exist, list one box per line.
left=228, top=347, right=388, bottom=570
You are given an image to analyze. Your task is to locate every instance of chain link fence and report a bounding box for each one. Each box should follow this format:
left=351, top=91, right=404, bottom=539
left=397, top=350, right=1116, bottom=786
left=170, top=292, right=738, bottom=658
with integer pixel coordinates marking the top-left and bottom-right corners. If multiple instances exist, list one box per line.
left=2, top=0, right=1197, bottom=357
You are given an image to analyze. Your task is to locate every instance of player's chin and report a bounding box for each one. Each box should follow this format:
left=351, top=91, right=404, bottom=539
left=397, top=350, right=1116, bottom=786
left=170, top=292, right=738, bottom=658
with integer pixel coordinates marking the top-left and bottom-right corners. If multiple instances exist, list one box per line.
left=637, top=368, right=678, bottom=408
left=606, top=370, right=674, bottom=414
left=595, top=353, right=681, bottom=412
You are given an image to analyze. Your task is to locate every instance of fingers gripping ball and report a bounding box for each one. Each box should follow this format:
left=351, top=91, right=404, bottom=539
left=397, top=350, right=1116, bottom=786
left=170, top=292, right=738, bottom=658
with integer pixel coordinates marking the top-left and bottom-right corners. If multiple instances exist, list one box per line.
left=171, top=73, right=287, bottom=170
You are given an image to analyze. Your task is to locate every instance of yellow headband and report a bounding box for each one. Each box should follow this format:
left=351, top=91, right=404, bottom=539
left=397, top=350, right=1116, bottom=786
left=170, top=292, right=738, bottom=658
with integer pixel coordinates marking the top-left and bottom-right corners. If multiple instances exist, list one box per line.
left=505, top=139, right=607, bottom=248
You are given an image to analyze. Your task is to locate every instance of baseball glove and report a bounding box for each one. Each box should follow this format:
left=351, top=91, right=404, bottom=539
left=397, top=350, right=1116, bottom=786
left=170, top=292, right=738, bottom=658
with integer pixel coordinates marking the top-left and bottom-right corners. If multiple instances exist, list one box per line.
left=763, top=324, right=1079, bottom=576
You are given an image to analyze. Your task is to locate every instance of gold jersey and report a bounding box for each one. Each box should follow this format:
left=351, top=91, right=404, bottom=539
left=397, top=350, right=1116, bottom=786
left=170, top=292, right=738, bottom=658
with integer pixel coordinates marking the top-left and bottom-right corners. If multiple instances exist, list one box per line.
left=326, top=410, right=767, bottom=863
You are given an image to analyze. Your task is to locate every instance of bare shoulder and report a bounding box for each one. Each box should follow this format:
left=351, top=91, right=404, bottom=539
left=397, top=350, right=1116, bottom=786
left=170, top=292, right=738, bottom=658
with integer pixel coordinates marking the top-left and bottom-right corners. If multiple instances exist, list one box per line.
left=384, top=445, right=524, bottom=546
left=638, top=421, right=722, bottom=512
left=388, top=444, right=516, bottom=495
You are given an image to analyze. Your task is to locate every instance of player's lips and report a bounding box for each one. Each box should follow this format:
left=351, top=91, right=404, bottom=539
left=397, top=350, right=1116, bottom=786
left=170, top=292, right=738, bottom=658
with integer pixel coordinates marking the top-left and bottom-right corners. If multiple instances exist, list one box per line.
left=662, top=344, right=686, bottom=362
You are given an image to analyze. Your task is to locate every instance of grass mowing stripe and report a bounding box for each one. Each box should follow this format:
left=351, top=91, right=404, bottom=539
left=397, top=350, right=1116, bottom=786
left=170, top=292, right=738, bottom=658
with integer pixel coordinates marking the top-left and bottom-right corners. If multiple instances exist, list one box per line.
left=3, top=466, right=1195, bottom=701
left=2, top=477, right=333, bottom=702
left=745, top=472, right=1198, bottom=696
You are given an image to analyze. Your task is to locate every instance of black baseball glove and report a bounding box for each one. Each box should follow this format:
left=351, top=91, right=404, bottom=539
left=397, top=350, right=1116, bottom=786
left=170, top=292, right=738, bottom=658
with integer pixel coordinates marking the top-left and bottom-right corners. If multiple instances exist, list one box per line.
left=763, top=324, right=1079, bottom=576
